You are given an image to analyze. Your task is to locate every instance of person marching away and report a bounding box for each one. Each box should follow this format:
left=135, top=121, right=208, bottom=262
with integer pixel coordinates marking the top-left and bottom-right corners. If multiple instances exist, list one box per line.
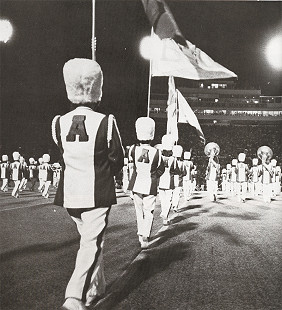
left=37, top=157, right=44, bottom=192
left=158, top=134, right=175, bottom=226
left=183, top=151, right=194, bottom=201
left=1, top=155, right=10, bottom=192
left=257, top=146, right=274, bottom=203
left=249, top=158, right=260, bottom=197
left=191, top=164, right=198, bottom=193
left=205, top=143, right=220, bottom=202
left=52, top=58, right=124, bottom=310
left=122, top=158, right=130, bottom=194
left=128, top=117, right=164, bottom=249
left=230, top=159, right=238, bottom=197
left=10, top=151, right=23, bottom=198
left=221, top=168, right=228, bottom=193
left=41, top=154, right=53, bottom=198
left=171, top=145, right=184, bottom=212
left=52, top=162, right=61, bottom=188
left=19, top=156, right=28, bottom=192
left=270, top=159, right=280, bottom=197
left=236, top=153, right=249, bottom=203
left=226, top=164, right=232, bottom=194
left=28, top=157, right=38, bottom=191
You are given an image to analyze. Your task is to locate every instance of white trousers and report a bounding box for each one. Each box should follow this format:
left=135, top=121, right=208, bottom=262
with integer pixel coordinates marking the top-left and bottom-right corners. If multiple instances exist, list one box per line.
left=262, top=183, right=272, bottom=203
left=183, top=180, right=192, bottom=200
left=133, top=193, right=156, bottom=238
left=249, top=182, right=260, bottom=196
left=1, top=179, right=8, bottom=191
left=38, top=178, right=44, bottom=191
left=19, top=178, right=27, bottom=191
left=65, top=207, right=110, bottom=306
left=42, top=181, right=51, bottom=197
left=172, top=186, right=181, bottom=209
left=207, top=180, right=218, bottom=201
left=12, top=180, right=21, bottom=197
left=159, top=189, right=173, bottom=219
left=236, top=182, right=247, bottom=201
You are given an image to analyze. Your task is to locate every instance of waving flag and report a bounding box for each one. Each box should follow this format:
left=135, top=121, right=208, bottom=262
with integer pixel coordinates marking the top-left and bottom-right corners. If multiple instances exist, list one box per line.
left=177, top=89, right=205, bottom=143
left=141, top=0, right=237, bottom=80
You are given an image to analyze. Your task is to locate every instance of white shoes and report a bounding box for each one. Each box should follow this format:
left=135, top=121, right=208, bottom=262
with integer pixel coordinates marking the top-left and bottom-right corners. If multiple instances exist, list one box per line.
left=139, top=236, right=149, bottom=249
left=60, top=298, right=87, bottom=310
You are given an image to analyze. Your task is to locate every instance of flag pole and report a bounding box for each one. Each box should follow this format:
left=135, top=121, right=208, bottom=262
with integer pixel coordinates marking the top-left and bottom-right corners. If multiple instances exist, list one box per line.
left=91, top=0, right=96, bottom=60
left=147, top=27, right=154, bottom=117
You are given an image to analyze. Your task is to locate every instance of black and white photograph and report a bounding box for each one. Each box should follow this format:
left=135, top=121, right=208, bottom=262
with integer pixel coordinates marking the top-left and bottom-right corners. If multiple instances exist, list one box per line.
left=1, top=0, right=281, bottom=309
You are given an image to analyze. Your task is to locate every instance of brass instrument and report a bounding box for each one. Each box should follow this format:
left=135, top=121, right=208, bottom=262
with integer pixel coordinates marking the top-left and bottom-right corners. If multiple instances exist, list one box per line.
left=257, top=146, right=273, bottom=163
left=204, top=142, right=220, bottom=157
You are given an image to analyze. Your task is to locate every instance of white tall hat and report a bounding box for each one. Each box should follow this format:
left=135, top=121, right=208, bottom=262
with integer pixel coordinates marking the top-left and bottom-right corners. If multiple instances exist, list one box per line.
left=135, top=117, right=155, bottom=141
left=52, top=163, right=61, bottom=168
left=184, top=151, right=191, bottom=160
left=238, top=153, right=246, bottom=162
left=232, top=159, right=237, bottom=166
left=19, top=156, right=25, bottom=163
left=124, top=158, right=129, bottom=165
left=271, top=159, right=277, bottom=166
left=252, top=158, right=258, bottom=165
left=42, top=154, right=50, bottom=163
left=63, top=58, right=103, bottom=104
left=226, top=164, right=231, bottom=170
left=13, top=152, right=20, bottom=161
left=161, top=134, right=174, bottom=151
left=38, top=157, right=43, bottom=164
left=2, top=155, right=8, bottom=161
left=29, top=157, right=35, bottom=164
left=222, top=168, right=227, bottom=173
left=172, top=145, right=183, bottom=158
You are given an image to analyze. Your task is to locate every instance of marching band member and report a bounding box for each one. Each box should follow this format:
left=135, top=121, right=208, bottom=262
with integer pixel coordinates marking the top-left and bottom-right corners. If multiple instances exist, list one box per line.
left=270, top=159, right=280, bottom=197
left=221, top=168, right=228, bottom=193
left=226, top=164, right=232, bottom=194
left=122, top=158, right=130, bottom=194
left=171, top=145, right=184, bottom=212
left=249, top=158, right=260, bottom=197
left=52, top=163, right=61, bottom=188
left=158, top=134, right=175, bottom=225
left=10, top=151, right=23, bottom=198
left=191, top=164, right=198, bottom=193
left=52, top=58, right=124, bottom=310
left=236, top=153, right=249, bottom=202
left=205, top=142, right=220, bottom=202
left=230, top=159, right=238, bottom=196
left=257, top=146, right=274, bottom=203
left=37, top=157, right=44, bottom=192
left=28, top=157, right=38, bottom=191
left=1, top=155, right=10, bottom=192
left=183, top=151, right=194, bottom=201
left=19, top=156, right=28, bottom=192
left=128, top=117, right=164, bottom=248
left=41, top=154, right=53, bottom=198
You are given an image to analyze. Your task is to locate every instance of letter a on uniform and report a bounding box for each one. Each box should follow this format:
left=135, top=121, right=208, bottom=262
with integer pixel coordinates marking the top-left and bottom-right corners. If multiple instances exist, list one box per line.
left=66, top=115, right=89, bottom=142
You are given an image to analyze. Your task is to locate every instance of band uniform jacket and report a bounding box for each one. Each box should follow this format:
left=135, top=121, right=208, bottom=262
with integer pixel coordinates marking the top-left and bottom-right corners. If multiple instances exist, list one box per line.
left=158, top=152, right=175, bottom=190
left=127, top=144, right=164, bottom=196
left=10, top=161, right=23, bottom=181
left=52, top=106, right=124, bottom=208
left=1, top=162, right=10, bottom=179
left=236, top=163, right=249, bottom=183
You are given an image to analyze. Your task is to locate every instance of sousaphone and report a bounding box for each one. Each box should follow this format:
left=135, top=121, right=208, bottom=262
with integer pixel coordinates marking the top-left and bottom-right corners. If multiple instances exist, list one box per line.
left=204, top=142, right=220, bottom=157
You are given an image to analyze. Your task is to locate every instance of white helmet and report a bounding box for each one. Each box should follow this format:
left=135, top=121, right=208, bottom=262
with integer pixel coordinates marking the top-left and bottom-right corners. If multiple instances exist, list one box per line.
left=42, top=154, right=50, bottom=163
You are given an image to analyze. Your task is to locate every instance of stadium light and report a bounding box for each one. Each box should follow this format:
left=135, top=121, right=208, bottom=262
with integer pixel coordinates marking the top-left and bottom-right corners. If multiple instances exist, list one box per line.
left=139, top=35, right=162, bottom=60
left=265, top=34, right=282, bottom=70
left=0, top=19, right=13, bottom=43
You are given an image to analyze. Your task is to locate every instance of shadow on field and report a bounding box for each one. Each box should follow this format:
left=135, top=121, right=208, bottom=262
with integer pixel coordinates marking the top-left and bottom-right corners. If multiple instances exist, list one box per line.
left=205, top=224, right=244, bottom=246
left=1, top=237, right=80, bottom=261
left=93, top=242, right=191, bottom=310
left=210, top=211, right=261, bottom=221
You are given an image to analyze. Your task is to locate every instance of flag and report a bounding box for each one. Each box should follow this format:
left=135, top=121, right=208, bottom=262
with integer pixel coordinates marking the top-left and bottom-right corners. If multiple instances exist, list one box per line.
left=152, top=38, right=237, bottom=80
left=166, top=76, right=178, bottom=143
left=177, top=89, right=205, bottom=143
left=141, top=0, right=186, bottom=46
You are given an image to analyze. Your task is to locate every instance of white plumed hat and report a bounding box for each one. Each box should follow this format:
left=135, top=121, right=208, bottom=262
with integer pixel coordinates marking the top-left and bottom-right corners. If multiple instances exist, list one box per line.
left=172, top=145, right=183, bottom=158
left=42, top=154, right=50, bottom=163
left=252, top=158, right=258, bottom=165
left=238, top=153, right=246, bottom=162
left=271, top=159, right=277, bottom=166
left=226, top=164, right=231, bottom=170
left=184, top=151, right=191, bottom=160
left=29, top=157, right=35, bottom=164
left=63, top=58, right=103, bottom=104
left=38, top=157, right=43, bottom=164
left=232, top=159, right=238, bottom=166
left=2, top=155, right=8, bottom=161
left=161, top=134, right=174, bottom=151
left=13, top=152, right=20, bottom=161
left=135, top=117, right=155, bottom=141
left=222, top=168, right=227, bottom=173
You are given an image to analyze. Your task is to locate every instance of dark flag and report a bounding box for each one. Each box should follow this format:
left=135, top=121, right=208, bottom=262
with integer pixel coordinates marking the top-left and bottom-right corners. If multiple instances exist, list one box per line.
left=141, top=0, right=187, bottom=46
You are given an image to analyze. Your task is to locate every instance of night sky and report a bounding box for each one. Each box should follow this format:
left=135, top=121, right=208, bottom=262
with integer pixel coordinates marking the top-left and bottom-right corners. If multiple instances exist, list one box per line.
left=1, top=0, right=282, bottom=156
